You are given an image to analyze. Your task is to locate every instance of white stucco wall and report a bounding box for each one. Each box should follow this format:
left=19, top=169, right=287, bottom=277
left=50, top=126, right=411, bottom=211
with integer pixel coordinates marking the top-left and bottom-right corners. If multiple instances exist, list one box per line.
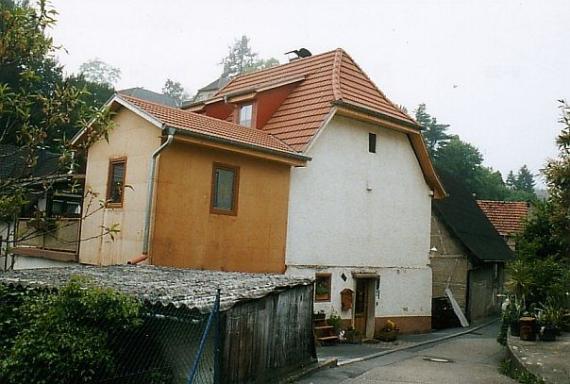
left=79, top=108, right=161, bottom=265
left=285, top=115, right=433, bottom=319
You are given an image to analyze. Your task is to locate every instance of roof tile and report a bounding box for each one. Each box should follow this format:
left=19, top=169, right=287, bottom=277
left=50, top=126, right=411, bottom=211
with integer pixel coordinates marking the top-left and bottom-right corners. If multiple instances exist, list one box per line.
left=476, top=200, right=530, bottom=236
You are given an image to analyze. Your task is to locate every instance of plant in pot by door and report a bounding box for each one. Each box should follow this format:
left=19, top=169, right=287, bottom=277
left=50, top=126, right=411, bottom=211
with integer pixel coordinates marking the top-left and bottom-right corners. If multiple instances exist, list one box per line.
left=505, top=298, right=523, bottom=337
left=376, top=320, right=399, bottom=342
left=345, top=327, right=362, bottom=344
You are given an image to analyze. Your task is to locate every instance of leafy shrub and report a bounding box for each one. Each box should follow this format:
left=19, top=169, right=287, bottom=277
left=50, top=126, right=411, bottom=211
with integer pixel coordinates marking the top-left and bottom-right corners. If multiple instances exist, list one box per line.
left=0, top=276, right=142, bottom=384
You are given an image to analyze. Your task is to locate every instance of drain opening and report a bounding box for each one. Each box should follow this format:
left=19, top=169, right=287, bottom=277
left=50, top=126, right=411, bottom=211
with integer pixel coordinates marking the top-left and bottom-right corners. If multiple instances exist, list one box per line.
left=423, top=357, right=454, bottom=363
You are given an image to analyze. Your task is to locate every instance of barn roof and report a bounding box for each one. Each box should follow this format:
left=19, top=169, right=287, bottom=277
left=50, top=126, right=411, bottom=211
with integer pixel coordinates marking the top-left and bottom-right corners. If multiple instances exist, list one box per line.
left=433, top=171, right=514, bottom=263
left=0, top=265, right=313, bottom=313
left=476, top=200, right=530, bottom=237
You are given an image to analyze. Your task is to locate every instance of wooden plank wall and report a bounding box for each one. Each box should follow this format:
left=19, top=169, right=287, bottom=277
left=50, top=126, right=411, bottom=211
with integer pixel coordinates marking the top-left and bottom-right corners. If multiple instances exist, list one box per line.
left=221, top=284, right=316, bottom=383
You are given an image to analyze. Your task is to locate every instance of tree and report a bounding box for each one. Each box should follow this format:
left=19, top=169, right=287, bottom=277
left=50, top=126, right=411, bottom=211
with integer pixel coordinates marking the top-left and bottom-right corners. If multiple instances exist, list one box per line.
left=414, top=104, right=450, bottom=156
left=514, top=165, right=535, bottom=193
left=543, top=100, right=570, bottom=255
left=506, top=171, right=517, bottom=189
left=79, top=58, right=121, bottom=86
left=162, top=79, right=189, bottom=106
left=220, top=35, right=279, bottom=78
left=0, top=1, right=113, bottom=232
left=435, top=135, right=483, bottom=193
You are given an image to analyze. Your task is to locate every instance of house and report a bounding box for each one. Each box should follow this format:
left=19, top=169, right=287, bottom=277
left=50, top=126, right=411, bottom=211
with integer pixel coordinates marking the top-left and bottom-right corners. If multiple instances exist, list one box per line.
left=431, top=171, right=513, bottom=324
left=75, top=48, right=445, bottom=335
left=476, top=200, right=530, bottom=250
left=0, top=145, right=84, bottom=270
left=118, top=87, right=180, bottom=107
left=191, top=76, right=230, bottom=103
left=0, top=265, right=316, bottom=383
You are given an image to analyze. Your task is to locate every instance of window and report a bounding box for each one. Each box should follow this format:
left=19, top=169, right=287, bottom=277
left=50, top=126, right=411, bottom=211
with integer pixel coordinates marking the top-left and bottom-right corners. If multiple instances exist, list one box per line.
left=369, top=132, right=377, bottom=153
left=211, top=163, right=239, bottom=215
left=238, top=104, right=253, bottom=127
left=315, top=273, right=332, bottom=302
left=106, top=158, right=126, bottom=207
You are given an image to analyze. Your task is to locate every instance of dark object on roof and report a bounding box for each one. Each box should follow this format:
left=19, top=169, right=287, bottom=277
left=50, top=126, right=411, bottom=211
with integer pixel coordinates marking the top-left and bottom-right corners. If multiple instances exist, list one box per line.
left=285, top=48, right=312, bottom=58
left=433, top=170, right=513, bottom=263
left=118, top=87, right=179, bottom=107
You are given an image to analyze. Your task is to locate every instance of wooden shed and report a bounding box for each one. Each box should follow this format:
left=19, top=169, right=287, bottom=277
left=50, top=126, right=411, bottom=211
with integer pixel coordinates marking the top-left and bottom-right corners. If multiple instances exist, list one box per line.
left=0, top=265, right=317, bottom=383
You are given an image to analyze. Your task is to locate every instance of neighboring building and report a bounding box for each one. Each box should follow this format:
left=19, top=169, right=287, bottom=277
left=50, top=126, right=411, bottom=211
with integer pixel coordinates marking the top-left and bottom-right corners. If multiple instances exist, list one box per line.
left=190, top=76, right=230, bottom=103
left=75, top=48, right=444, bottom=335
left=0, top=265, right=316, bottom=383
left=118, top=87, right=180, bottom=107
left=476, top=200, right=530, bottom=250
left=431, top=172, right=513, bottom=323
left=0, top=145, right=83, bottom=270
left=73, top=94, right=307, bottom=269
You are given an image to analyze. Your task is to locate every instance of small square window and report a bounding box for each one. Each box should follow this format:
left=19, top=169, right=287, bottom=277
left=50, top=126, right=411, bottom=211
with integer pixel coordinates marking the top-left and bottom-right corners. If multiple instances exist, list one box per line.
left=369, top=133, right=377, bottom=153
left=106, top=159, right=126, bottom=207
left=315, top=273, right=332, bottom=302
left=239, top=104, right=253, bottom=127
left=211, top=163, right=239, bottom=215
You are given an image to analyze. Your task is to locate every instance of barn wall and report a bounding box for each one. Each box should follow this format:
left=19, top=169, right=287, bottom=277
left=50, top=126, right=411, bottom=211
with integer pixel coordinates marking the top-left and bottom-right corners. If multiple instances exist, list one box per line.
left=221, top=285, right=316, bottom=383
left=468, top=263, right=504, bottom=320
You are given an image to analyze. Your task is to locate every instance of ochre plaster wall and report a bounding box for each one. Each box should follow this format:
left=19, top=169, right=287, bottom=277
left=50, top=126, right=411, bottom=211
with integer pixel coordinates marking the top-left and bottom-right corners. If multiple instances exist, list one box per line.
left=151, top=140, right=291, bottom=273
left=79, top=109, right=161, bottom=265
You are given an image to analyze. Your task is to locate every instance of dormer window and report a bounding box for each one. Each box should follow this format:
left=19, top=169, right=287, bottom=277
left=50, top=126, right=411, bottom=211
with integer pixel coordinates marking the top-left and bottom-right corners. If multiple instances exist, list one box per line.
left=238, top=103, right=253, bottom=127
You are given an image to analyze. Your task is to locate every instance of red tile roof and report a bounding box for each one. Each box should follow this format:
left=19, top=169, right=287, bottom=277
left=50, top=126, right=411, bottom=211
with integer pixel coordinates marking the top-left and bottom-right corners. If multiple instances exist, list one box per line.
left=118, top=94, right=303, bottom=158
left=213, top=49, right=417, bottom=152
left=476, top=200, right=530, bottom=236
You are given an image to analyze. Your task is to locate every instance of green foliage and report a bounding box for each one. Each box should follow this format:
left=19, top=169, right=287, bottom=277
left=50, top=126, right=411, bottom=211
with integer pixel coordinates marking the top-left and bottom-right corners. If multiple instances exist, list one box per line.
left=0, top=277, right=142, bottom=384
left=162, top=78, right=189, bottom=106
left=328, top=312, right=342, bottom=333
left=79, top=58, right=121, bottom=86
left=499, top=358, right=545, bottom=384
left=414, top=103, right=450, bottom=155
left=220, top=35, right=279, bottom=78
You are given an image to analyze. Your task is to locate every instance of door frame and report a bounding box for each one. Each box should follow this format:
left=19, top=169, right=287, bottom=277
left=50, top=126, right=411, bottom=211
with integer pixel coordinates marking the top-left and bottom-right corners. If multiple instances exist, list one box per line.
left=353, top=277, right=376, bottom=339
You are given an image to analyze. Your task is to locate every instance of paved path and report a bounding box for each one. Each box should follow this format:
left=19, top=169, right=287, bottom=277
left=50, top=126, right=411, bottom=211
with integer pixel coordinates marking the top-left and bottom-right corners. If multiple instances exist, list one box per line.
left=298, top=323, right=516, bottom=384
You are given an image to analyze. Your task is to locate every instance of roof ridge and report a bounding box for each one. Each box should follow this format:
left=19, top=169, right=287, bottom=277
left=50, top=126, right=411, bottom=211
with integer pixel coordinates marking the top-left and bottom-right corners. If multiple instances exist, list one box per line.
left=217, top=49, right=339, bottom=95
left=332, top=48, right=343, bottom=101
left=339, top=50, right=417, bottom=125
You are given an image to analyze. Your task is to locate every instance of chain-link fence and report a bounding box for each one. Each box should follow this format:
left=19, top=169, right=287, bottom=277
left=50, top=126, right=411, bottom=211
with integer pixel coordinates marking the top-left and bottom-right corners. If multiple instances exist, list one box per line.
left=0, top=286, right=221, bottom=384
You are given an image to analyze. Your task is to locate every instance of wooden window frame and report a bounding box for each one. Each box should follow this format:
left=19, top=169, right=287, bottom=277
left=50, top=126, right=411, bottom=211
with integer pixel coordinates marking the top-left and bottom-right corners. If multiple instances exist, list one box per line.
left=369, top=132, right=377, bottom=153
left=106, top=157, right=127, bottom=208
left=235, top=102, right=256, bottom=128
left=315, top=273, right=332, bottom=302
left=210, top=162, right=240, bottom=216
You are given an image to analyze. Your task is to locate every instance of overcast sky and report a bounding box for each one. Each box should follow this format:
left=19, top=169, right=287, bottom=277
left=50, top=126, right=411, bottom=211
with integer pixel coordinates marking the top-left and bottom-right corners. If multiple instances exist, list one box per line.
left=50, top=0, right=570, bottom=185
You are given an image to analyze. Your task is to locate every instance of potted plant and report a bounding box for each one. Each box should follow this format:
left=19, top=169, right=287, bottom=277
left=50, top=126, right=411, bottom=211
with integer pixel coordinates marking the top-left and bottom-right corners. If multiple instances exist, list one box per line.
left=376, top=320, right=399, bottom=342
left=506, top=299, right=523, bottom=337
left=537, top=299, right=562, bottom=342
left=345, top=327, right=362, bottom=344
left=328, top=312, right=342, bottom=335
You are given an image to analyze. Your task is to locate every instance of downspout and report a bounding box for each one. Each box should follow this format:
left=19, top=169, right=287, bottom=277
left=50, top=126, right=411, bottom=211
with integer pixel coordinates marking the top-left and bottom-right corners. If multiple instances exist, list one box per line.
left=128, top=128, right=175, bottom=264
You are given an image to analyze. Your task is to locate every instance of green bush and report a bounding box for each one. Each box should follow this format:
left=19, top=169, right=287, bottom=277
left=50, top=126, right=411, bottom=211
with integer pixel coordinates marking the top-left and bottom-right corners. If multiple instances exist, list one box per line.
left=0, top=277, right=142, bottom=384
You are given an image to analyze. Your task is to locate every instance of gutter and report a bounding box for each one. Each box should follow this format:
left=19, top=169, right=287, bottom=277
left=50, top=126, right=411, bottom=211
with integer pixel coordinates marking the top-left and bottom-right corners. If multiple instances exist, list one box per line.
left=333, top=99, right=420, bottom=130
left=129, top=128, right=175, bottom=264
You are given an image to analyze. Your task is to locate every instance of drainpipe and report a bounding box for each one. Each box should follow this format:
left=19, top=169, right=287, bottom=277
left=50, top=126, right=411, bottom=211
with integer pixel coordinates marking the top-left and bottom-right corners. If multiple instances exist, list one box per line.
left=128, top=128, right=175, bottom=264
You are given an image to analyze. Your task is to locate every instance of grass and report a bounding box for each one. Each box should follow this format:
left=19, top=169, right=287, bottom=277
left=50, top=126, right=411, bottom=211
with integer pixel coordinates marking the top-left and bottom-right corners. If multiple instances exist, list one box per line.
left=499, top=358, right=545, bottom=384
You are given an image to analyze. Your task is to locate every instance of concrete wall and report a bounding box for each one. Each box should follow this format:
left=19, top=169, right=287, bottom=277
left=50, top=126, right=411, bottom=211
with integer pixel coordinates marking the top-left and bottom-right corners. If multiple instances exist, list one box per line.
left=285, top=115, right=433, bottom=331
left=79, top=108, right=161, bottom=265
left=151, top=140, right=291, bottom=273
left=430, top=214, right=470, bottom=311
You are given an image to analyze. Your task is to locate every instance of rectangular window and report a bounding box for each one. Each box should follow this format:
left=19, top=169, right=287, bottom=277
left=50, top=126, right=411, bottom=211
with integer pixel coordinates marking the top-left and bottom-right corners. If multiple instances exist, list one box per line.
left=106, top=158, right=126, bottom=207
left=315, top=273, right=332, bottom=302
left=369, top=132, right=377, bottom=153
left=211, top=163, right=239, bottom=215
left=239, top=104, right=253, bottom=127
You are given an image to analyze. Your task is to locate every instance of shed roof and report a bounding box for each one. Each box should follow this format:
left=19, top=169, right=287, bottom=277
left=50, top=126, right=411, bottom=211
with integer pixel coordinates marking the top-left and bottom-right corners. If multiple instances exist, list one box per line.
left=476, top=200, right=530, bottom=237
left=433, top=171, right=514, bottom=263
left=0, top=265, right=313, bottom=313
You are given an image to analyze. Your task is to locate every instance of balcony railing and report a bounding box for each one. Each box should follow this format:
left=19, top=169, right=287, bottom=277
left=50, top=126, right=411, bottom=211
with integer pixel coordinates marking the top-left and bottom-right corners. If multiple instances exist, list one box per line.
left=14, top=218, right=80, bottom=262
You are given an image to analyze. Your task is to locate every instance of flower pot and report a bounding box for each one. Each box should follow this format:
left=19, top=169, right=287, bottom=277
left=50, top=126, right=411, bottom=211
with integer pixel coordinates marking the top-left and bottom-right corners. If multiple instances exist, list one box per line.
left=539, top=326, right=557, bottom=342
left=377, top=330, right=398, bottom=342
left=519, top=317, right=537, bottom=341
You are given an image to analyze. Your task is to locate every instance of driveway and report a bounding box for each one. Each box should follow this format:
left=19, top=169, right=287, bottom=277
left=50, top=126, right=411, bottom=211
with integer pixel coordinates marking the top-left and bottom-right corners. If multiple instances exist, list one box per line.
left=297, top=322, right=516, bottom=383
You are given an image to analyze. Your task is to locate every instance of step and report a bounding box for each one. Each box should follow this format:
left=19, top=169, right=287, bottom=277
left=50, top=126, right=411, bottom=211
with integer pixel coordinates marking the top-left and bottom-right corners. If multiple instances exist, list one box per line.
left=317, top=336, right=339, bottom=341
left=314, top=325, right=334, bottom=331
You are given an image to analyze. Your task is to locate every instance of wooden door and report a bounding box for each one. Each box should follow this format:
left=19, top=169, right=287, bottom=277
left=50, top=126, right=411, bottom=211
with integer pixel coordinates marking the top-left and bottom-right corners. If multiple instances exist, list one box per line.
left=354, top=279, right=368, bottom=335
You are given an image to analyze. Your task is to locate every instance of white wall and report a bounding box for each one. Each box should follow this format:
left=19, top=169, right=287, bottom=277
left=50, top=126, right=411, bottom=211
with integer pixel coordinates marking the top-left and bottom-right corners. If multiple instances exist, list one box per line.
left=285, top=115, right=433, bottom=318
